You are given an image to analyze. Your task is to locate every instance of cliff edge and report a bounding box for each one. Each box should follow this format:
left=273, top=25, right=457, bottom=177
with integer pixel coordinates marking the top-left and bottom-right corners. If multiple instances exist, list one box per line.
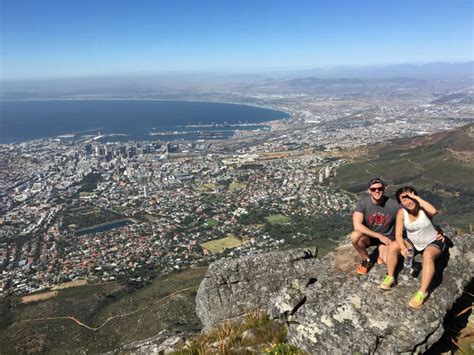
left=196, top=231, right=474, bottom=353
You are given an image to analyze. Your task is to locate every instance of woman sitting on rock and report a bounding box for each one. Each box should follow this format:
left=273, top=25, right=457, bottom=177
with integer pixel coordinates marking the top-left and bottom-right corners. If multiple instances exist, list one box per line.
left=379, top=186, right=446, bottom=308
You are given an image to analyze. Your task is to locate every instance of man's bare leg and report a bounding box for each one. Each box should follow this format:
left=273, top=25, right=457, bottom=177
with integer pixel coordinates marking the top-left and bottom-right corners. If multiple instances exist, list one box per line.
left=351, top=231, right=371, bottom=260
left=378, top=244, right=388, bottom=264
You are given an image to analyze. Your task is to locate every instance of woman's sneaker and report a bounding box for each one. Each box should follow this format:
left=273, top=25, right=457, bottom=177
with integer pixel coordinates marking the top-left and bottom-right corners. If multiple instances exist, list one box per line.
left=379, top=275, right=395, bottom=290
left=409, top=291, right=428, bottom=309
left=356, top=259, right=374, bottom=274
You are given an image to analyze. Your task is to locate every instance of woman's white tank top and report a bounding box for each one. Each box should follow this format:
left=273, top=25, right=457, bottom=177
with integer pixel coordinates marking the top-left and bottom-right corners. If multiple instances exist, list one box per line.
left=403, top=209, right=437, bottom=251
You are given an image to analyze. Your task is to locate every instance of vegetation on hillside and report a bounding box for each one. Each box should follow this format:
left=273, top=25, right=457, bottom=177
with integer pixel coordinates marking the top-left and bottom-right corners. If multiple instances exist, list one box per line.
left=62, top=205, right=126, bottom=230
left=78, top=172, right=102, bottom=193
left=172, top=311, right=305, bottom=355
left=334, top=124, right=474, bottom=232
left=0, top=268, right=207, bottom=354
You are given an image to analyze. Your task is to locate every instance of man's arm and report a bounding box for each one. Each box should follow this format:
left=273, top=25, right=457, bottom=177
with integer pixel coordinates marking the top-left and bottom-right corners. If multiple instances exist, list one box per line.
left=353, top=211, right=392, bottom=245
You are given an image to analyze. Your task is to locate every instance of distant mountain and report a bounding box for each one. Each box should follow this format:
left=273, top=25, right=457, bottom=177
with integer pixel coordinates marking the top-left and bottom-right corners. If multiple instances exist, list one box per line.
left=430, top=93, right=474, bottom=105
left=281, top=76, right=428, bottom=88
left=336, top=124, right=474, bottom=190
left=285, top=77, right=365, bottom=86
left=1, top=62, right=472, bottom=98
left=283, top=62, right=474, bottom=80
left=368, top=123, right=474, bottom=157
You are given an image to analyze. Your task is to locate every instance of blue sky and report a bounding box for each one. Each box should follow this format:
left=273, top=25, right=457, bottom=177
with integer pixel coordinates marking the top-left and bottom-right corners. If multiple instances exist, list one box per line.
left=1, top=0, right=472, bottom=80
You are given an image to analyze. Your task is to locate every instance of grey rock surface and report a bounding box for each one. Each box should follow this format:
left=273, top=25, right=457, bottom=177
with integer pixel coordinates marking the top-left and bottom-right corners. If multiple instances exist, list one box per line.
left=195, top=247, right=319, bottom=330
left=196, top=232, right=474, bottom=353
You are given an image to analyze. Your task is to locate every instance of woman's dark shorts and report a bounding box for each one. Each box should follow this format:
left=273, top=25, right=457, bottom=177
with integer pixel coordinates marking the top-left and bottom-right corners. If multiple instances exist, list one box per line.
left=404, top=237, right=446, bottom=254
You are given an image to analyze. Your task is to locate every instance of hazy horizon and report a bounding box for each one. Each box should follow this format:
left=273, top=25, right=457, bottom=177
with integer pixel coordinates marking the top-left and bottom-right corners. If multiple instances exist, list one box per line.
left=1, top=61, right=473, bottom=96
left=2, top=60, right=473, bottom=80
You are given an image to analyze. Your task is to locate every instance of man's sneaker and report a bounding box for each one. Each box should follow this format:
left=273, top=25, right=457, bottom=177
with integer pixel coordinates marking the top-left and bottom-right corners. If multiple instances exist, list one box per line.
left=356, top=259, right=374, bottom=274
left=379, top=275, right=395, bottom=290
left=409, top=291, right=428, bottom=309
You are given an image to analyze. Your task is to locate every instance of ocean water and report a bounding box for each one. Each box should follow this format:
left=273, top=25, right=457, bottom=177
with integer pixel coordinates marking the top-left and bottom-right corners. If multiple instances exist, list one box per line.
left=0, top=100, right=289, bottom=143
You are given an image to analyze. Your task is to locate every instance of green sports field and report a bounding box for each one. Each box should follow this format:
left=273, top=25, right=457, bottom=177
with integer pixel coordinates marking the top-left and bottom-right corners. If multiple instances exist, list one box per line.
left=265, top=214, right=292, bottom=225
left=200, top=236, right=243, bottom=254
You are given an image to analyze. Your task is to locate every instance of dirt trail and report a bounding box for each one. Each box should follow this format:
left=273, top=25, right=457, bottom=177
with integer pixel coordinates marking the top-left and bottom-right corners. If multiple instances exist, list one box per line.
left=407, top=159, right=426, bottom=171
left=17, top=285, right=199, bottom=331
left=419, top=176, right=444, bottom=185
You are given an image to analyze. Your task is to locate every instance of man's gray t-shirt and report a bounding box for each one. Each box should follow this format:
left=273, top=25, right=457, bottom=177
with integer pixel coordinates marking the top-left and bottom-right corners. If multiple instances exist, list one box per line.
left=354, top=196, right=399, bottom=237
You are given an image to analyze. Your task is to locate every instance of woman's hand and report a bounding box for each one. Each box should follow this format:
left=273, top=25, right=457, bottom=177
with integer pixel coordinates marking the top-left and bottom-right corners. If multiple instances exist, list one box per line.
left=400, top=247, right=408, bottom=258
left=405, top=192, right=419, bottom=201
left=435, top=232, right=445, bottom=242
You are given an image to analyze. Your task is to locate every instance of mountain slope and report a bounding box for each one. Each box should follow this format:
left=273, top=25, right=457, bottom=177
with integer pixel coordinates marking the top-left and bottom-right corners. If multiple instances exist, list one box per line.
left=334, top=124, right=474, bottom=231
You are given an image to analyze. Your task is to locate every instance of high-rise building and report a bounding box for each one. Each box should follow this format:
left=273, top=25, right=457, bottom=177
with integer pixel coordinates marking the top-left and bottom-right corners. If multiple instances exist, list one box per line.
left=318, top=173, right=324, bottom=183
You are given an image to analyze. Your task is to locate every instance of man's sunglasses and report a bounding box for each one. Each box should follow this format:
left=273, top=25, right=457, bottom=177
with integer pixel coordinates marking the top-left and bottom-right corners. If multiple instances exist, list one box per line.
left=369, top=187, right=384, bottom=192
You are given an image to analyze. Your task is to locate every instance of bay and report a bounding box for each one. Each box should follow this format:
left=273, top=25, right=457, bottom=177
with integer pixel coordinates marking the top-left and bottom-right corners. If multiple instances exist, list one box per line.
left=0, top=100, right=289, bottom=143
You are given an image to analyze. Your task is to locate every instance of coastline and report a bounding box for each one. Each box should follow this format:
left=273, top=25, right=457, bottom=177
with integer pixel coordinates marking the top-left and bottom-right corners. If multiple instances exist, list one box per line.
left=0, top=97, right=292, bottom=116
left=0, top=98, right=292, bottom=144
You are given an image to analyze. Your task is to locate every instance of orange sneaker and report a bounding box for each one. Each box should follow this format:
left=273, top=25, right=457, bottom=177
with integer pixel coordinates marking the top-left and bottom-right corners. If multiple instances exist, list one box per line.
left=356, top=259, right=374, bottom=274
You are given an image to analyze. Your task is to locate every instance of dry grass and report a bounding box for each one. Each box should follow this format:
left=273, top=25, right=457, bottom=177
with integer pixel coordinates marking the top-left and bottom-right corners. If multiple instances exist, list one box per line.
left=172, top=311, right=304, bottom=354
left=51, top=279, right=88, bottom=290
left=229, top=181, right=248, bottom=191
left=200, top=236, right=243, bottom=254
left=21, top=291, right=58, bottom=304
left=453, top=304, right=474, bottom=355
left=454, top=326, right=474, bottom=354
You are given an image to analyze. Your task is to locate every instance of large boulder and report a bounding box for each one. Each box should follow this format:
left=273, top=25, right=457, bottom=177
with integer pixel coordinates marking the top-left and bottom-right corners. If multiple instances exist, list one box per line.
left=195, top=232, right=474, bottom=353
left=195, top=247, right=319, bottom=330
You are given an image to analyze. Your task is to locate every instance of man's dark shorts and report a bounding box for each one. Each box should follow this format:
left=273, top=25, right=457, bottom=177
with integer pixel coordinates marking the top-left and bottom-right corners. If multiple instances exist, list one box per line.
left=368, top=234, right=395, bottom=247
left=404, top=238, right=446, bottom=254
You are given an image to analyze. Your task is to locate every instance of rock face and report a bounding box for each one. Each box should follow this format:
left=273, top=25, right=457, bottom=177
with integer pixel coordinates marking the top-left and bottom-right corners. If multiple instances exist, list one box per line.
left=196, top=232, right=474, bottom=353
left=195, top=247, right=319, bottom=330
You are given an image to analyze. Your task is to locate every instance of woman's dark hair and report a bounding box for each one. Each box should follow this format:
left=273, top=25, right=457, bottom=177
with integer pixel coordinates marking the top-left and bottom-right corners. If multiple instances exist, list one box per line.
left=396, top=186, right=418, bottom=203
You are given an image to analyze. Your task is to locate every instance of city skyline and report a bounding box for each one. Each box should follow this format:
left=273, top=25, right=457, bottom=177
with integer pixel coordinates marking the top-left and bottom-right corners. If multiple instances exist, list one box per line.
left=1, top=0, right=473, bottom=80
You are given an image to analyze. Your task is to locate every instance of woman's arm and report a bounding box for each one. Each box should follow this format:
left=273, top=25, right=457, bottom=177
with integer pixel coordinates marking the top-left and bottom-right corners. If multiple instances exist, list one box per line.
left=395, top=209, right=407, bottom=256
left=407, top=192, right=438, bottom=217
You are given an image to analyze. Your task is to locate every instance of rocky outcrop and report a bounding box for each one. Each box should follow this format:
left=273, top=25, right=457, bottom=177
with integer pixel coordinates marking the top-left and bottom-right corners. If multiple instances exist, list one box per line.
left=195, top=247, right=319, bottom=330
left=196, top=232, right=474, bottom=353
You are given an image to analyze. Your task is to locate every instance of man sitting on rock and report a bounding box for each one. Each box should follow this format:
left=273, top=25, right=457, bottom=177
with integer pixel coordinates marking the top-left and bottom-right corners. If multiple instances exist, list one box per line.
left=351, top=178, right=399, bottom=274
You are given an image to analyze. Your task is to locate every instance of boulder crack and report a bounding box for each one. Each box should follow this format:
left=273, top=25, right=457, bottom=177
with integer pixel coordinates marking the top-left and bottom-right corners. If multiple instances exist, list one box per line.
left=292, top=248, right=318, bottom=262
left=216, top=287, right=224, bottom=307
left=413, top=321, right=443, bottom=353
left=290, top=295, right=307, bottom=316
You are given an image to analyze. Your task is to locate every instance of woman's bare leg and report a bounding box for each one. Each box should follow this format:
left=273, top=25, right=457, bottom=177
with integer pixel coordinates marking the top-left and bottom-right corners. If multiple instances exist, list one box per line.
left=386, top=242, right=401, bottom=277
left=420, top=246, right=442, bottom=293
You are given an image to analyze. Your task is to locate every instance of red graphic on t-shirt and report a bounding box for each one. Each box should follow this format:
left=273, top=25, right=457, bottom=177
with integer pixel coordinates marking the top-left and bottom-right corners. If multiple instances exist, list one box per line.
left=368, top=213, right=391, bottom=226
